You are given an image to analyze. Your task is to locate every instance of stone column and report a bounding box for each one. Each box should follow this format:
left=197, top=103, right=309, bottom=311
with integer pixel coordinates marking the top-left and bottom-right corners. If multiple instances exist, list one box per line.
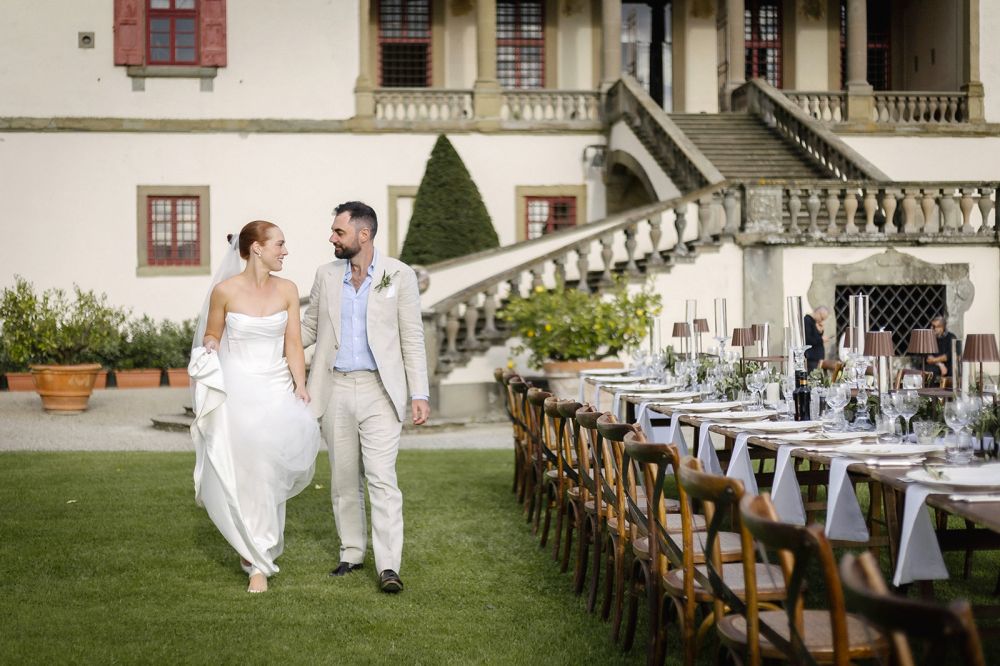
left=601, top=0, right=622, bottom=90
left=355, top=0, right=375, bottom=119
left=743, top=247, right=785, bottom=354
left=962, top=0, right=985, bottom=122
left=721, top=0, right=745, bottom=110
left=474, top=0, right=502, bottom=123
left=845, top=0, right=873, bottom=122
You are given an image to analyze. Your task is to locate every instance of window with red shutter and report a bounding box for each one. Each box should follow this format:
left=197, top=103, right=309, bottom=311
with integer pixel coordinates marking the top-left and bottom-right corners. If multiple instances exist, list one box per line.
left=498, top=0, right=545, bottom=89
left=744, top=0, right=782, bottom=88
left=525, top=196, right=576, bottom=239
left=114, top=0, right=226, bottom=69
left=136, top=186, right=210, bottom=275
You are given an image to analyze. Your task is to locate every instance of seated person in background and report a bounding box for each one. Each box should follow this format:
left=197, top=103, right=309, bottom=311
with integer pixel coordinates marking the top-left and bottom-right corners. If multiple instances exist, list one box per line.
left=927, top=315, right=957, bottom=377
left=803, top=305, right=830, bottom=372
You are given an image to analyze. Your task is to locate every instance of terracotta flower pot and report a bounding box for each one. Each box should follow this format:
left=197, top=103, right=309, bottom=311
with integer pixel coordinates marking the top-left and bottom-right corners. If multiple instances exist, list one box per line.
left=115, top=369, right=163, bottom=388
left=541, top=359, right=625, bottom=401
left=5, top=372, right=36, bottom=391
left=165, top=368, right=190, bottom=388
left=29, top=363, right=102, bottom=413
left=92, top=370, right=109, bottom=389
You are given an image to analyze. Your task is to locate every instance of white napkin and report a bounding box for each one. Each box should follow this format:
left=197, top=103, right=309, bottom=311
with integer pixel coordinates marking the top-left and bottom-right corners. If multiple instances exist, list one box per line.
left=824, top=457, right=869, bottom=542
left=697, top=422, right=723, bottom=476
left=725, top=431, right=758, bottom=495
left=668, top=412, right=690, bottom=457
left=637, top=405, right=689, bottom=456
left=771, top=445, right=806, bottom=525
left=892, top=484, right=949, bottom=586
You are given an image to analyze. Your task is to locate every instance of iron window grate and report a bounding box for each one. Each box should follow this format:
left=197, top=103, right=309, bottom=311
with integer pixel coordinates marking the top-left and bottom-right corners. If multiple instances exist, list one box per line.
left=834, top=284, right=947, bottom=356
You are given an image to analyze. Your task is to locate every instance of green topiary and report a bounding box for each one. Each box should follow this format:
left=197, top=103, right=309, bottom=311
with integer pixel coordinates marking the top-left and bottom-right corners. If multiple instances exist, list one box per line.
left=399, top=134, right=499, bottom=265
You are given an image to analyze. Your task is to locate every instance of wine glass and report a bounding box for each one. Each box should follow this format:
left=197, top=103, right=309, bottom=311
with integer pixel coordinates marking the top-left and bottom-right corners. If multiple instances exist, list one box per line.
left=944, top=398, right=973, bottom=463
left=879, top=391, right=900, bottom=443
left=747, top=369, right=767, bottom=410
left=780, top=375, right=796, bottom=420
left=824, top=383, right=850, bottom=432
left=892, top=390, right=920, bottom=440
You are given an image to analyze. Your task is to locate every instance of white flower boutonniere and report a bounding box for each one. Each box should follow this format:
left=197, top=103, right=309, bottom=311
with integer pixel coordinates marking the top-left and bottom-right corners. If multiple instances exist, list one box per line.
left=374, top=270, right=399, bottom=294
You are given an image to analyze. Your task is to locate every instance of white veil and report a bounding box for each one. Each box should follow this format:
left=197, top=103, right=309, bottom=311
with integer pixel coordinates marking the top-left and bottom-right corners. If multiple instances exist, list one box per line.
left=192, top=234, right=243, bottom=352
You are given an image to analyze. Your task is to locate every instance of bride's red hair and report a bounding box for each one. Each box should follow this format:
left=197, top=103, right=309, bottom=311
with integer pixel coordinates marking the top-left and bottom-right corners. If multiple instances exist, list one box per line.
left=234, top=220, right=279, bottom=259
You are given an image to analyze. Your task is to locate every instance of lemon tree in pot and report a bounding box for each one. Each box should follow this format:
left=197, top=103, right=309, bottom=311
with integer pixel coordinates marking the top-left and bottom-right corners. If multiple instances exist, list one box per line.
left=499, top=277, right=662, bottom=399
left=0, top=276, right=126, bottom=412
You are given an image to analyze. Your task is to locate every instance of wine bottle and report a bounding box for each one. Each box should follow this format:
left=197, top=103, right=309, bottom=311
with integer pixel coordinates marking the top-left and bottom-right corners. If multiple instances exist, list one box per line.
left=793, top=370, right=811, bottom=421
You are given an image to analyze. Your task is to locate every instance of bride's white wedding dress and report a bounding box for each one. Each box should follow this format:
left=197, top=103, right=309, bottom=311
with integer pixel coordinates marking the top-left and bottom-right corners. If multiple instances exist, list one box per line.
left=188, top=311, right=320, bottom=577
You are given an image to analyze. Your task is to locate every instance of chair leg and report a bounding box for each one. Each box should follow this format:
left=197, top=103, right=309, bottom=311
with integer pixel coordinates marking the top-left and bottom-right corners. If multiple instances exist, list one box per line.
left=610, top=546, right=629, bottom=643
left=588, top=519, right=604, bottom=612
left=559, top=502, right=575, bottom=573
left=622, top=558, right=649, bottom=653
left=600, top=536, right=616, bottom=621
left=574, top=512, right=592, bottom=596
left=549, top=488, right=565, bottom=558
left=539, top=484, right=554, bottom=547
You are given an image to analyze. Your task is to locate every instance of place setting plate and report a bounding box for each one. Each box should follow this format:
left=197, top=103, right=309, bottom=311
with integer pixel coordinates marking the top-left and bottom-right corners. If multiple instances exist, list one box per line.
left=765, top=431, right=878, bottom=443
left=612, top=383, right=680, bottom=393
left=661, top=400, right=746, bottom=413
left=696, top=409, right=778, bottom=421
left=580, top=368, right=637, bottom=377
left=589, top=375, right=651, bottom=384
left=905, top=462, right=1000, bottom=490
left=736, top=420, right=823, bottom=434
left=836, top=443, right=944, bottom=459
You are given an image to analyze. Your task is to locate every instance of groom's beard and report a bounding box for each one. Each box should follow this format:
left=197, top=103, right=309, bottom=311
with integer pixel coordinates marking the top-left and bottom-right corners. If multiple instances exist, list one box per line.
left=334, top=244, right=359, bottom=259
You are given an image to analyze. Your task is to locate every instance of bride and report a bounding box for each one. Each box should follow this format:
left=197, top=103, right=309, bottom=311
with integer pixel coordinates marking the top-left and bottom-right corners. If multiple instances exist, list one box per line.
left=188, top=221, right=320, bottom=593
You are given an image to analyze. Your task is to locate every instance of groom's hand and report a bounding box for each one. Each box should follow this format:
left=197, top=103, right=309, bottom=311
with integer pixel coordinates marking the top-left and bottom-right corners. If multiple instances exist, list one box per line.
left=411, top=399, right=430, bottom=426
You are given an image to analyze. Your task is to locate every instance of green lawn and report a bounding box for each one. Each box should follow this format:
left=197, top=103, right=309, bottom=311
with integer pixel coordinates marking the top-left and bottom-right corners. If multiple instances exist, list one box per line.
left=0, top=450, right=645, bottom=665
left=2, top=449, right=997, bottom=664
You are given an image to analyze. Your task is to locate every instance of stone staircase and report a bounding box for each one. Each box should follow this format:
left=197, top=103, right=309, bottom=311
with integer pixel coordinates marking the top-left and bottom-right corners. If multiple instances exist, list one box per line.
left=668, top=112, right=831, bottom=180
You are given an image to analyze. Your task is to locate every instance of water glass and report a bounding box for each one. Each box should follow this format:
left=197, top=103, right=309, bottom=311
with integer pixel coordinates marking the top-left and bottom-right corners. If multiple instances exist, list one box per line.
left=878, top=392, right=900, bottom=443
left=901, top=373, right=924, bottom=390
left=945, top=431, right=974, bottom=464
left=824, top=384, right=850, bottom=432
left=912, top=420, right=942, bottom=445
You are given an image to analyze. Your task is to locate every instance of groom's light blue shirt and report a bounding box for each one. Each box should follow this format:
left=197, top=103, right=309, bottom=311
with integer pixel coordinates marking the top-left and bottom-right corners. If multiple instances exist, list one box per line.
left=333, top=251, right=378, bottom=372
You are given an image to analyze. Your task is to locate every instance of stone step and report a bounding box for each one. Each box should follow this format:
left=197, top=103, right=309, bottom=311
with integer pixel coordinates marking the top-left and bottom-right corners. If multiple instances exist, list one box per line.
left=152, top=414, right=192, bottom=432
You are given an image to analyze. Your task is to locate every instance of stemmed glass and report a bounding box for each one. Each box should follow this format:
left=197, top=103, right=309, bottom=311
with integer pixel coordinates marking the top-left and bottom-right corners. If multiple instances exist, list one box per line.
left=879, top=391, right=901, bottom=443
left=747, top=369, right=767, bottom=410
left=824, top=383, right=850, bottom=432
left=780, top=375, right=796, bottom=420
left=892, top=390, right=920, bottom=441
left=944, top=398, right=974, bottom=463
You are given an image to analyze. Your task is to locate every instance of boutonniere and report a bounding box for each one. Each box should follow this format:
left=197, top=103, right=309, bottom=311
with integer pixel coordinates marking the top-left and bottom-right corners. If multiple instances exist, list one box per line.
left=374, top=270, right=399, bottom=293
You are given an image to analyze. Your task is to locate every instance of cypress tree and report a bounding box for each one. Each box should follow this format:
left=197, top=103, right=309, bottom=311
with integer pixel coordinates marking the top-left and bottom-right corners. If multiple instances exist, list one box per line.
left=400, top=134, right=499, bottom=265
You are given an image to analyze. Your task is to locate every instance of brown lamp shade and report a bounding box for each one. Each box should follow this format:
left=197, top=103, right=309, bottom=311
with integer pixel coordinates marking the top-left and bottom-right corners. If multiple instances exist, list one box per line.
left=750, top=324, right=766, bottom=342
left=864, top=330, right=894, bottom=357
left=843, top=328, right=854, bottom=349
left=731, top=327, right=755, bottom=347
left=906, top=329, right=938, bottom=355
left=963, top=333, right=1000, bottom=362
left=693, top=318, right=710, bottom=333
left=671, top=322, right=691, bottom=337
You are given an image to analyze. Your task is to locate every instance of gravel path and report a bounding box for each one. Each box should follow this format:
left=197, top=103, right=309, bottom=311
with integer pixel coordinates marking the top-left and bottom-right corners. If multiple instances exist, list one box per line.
left=0, top=388, right=512, bottom=452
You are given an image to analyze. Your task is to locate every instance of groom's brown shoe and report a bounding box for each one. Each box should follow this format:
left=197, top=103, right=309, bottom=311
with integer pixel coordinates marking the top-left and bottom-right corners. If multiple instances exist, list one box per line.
left=329, top=562, right=363, bottom=577
left=379, top=569, right=403, bottom=593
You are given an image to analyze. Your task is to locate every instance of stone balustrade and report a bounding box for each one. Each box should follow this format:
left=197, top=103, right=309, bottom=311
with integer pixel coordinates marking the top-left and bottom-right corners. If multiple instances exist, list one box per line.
left=500, top=90, right=602, bottom=123
left=872, top=92, right=968, bottom=124
left=741, top=181, right=997, bottom=239
left=373, top=89, right=473, bottom=123
left=785, top=92, right=846, bottom=123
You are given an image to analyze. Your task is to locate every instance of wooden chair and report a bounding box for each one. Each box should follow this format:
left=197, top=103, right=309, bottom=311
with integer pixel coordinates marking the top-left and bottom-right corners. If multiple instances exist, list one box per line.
left=819, top=359, right=843, bottom=383
left=575, top=407, right=612, bottom=613
left=717, top=494, right=887, bottom=665
left=553, top=398, right=583, bottom=572
left=675, top=457, right=787, bottom=666
left=496, top=369, right=525, bottom=498
left=539, top=396, right=578, bottom=558
left=507, top=377, right=532, bottom=506
left=839, top=551, right=986, bottom=666
left=524, top=387, right=552, bottom=532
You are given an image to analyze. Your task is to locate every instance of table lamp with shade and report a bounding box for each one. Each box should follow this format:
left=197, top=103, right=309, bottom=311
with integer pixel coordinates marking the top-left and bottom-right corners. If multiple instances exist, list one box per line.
left=693, top=318, right=709, bottom=355
left=672, top=322, right=692, bottom=359
left=864, top=330, right=894, bottom=397
left=963, top=333, right=1000, bottom=396
left=905, top=329, right=938, bottom=374
left=731, top=327, right=755, bottom=372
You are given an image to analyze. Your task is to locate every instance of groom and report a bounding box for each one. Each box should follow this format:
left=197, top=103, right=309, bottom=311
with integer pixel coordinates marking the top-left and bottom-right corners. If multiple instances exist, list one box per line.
left=301, top=201, right=430, bottom=593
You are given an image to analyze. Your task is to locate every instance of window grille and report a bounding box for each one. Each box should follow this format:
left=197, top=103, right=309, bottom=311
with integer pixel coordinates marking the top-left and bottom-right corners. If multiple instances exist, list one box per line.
left=147, top=196, right=201, bottom=265
left=838, top=0, right=891, bottom=90
left=526, top=196, right=576, bottom=240
left=379, top=0, right=431, bottom=87
left=148, top=0, right=198, bottom=65
left=745, top=0, right=782, bottom=88
left=498, top=0, right=545, bottom=89
left=834, top=284, right=947, bottom=356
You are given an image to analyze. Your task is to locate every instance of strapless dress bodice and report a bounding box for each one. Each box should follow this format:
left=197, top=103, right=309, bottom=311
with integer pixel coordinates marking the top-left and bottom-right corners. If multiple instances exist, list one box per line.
left=225, top=311, right=288, bottom=367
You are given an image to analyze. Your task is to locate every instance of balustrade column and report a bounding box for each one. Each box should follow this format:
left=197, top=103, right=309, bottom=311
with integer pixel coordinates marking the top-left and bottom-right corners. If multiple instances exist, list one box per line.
left=599, top=234, right=615, bottom=286
left=723, top=188, right=740, bottom=235
left=901, top=189, right=920, bottom=233
left=959, top=190, right=976, bottom=233
left=576, top=243, right=592, bottom=291
left=464, top=297, right=484, bottom=350
left=882, top=190, right=899, bottom=234
left=863, top=190, right=878, bottom=233
left=601, top=0, right=622, bottom=90
left=624, top=224, right=640, bottom=275
left=843, top=190, right=859, bottom=235
left=553, top=256, right=567, bottom=286
left=978, top=187, right=995, bottom=235
left=647, top=218, right=664, bottom=267
left=480, top=286, right=500, bottom=339
left=698, top=196, right=714, bottom=242
left=825, top=190, right=841, bottom=236
left=673, top=205, right=689, bottom=255
left=474, top=0, right=501, bottom=122
left=845, top=0, right=874, bottom=122
left=962, top=0, right=985, bottom=122
left=806, top=190, right=821, bottom=235
left=788, top=190, right=802, bottom=233
left=921, top=189, right=939, bottom=234
left=443, top=307, right=461, bottom=360
left=722, top=0, right=746, bottom=110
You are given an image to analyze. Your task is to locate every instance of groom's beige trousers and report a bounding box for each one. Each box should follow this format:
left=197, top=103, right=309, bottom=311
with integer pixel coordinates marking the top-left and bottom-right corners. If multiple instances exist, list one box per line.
left=321, top=369, right=403, bottom=573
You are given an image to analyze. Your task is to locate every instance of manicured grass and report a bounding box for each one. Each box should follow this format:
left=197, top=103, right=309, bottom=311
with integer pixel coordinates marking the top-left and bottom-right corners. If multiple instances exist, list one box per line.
left=0, top=450, right=645, bottom=665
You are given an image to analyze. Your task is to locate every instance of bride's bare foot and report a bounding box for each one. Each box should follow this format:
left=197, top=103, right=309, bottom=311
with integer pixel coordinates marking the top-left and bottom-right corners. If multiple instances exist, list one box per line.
left=248, top=572, right=268, bottom=593
left=240, top=558, right=253, bottom=575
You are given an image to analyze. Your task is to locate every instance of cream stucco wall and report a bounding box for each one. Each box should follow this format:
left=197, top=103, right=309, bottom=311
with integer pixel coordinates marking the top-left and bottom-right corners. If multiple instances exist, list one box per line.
left=1, top=0, right=356, bottom=120
left=790, top=5, right=830, bottom=90
left=444, top=0, right=477, bottom=88
left=981, top=0, right=1000, bottom=122
left=839, top=136, right=1000, bottom=181
left=1, top=131, right=601, bottom=321
left=556, top=0, right=597, bottom=89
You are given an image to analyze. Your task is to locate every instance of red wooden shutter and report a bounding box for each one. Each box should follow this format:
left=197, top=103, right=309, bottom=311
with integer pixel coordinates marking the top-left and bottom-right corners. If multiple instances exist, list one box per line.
left=200, top=0, right=227, bottom=66
left=113, top=0, right=145, bottom=65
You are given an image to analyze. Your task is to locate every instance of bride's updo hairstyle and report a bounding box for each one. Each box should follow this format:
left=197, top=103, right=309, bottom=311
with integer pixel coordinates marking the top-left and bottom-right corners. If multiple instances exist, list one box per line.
left=233, top=220, right=278, bottom=260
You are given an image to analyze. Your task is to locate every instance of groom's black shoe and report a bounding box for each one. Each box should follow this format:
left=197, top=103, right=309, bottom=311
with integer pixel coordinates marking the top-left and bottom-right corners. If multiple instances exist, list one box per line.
left=329, top=562, right=363, bottom=577
left=379, top=569, right=403, bottom=593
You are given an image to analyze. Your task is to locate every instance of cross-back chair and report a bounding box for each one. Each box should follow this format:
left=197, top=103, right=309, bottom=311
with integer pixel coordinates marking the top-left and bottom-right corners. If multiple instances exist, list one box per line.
left=507, top=377, right=532, bottom=507
left=575, top=406, right=611, bottom=613
left=524, top=387, right=552, bottom=532
left=498, top=370, right=527, bottom=499
left=552, top=398, right=583, bottom=572
left=840, top=551, right=986, bottom=666
left=719, top=494, right=887, bottom=666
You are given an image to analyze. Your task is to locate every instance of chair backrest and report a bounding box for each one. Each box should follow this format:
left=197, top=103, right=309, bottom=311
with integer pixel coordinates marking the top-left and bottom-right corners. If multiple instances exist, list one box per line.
left=676, top=457, right=761, bottom=663
left=507, top=376, right=530, bottom=449
left=494, top=367, right=516, bottom=424
left=525, top=387, right=552, bottom=468
left=839, top=551, right=986, bottom=666
left=575, top=406, right=610, bottom=523
left=542, top=395, right=563, bottom=467
left=595, top=413, right=633, bottom=542
left=820, top=359, right=844, bottom=383
left=555, top=399, right=582, bottom=485
left=740, top=494, right=850, bottom=666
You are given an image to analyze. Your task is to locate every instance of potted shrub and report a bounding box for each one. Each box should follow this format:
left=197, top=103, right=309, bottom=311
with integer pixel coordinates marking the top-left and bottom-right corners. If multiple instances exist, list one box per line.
left=161, top=318, right=196, bottom=387
left=116, top=315, right=166, bottom=388
left=0, top=276, right=126, bottom=410
left=499, top=277, right=662, bottom=398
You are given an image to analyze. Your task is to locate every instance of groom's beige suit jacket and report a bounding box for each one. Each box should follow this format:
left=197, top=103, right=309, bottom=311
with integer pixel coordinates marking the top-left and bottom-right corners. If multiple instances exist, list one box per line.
left=301, top=254, right=429, bottom=422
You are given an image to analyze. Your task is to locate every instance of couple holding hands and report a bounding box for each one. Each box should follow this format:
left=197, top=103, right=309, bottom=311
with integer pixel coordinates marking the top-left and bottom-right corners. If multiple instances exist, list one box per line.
left=188, top=201, right=429, bottom=594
